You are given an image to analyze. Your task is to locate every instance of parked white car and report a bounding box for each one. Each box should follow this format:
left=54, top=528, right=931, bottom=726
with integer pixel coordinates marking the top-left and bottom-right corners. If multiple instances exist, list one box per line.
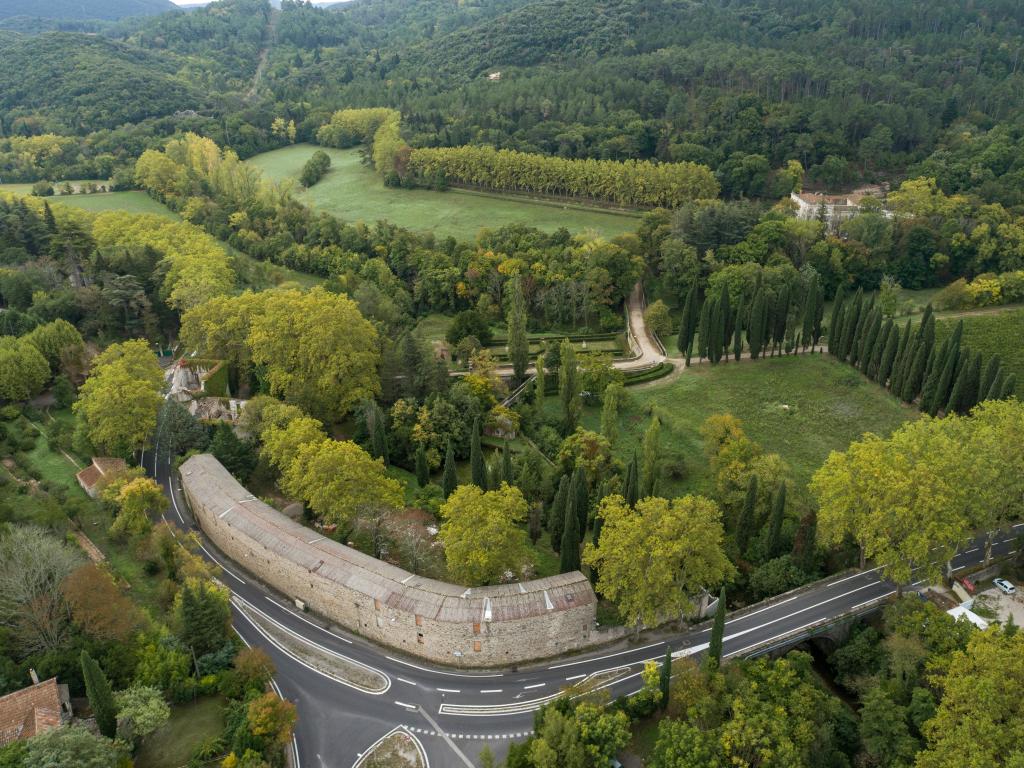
left=993, top=578, right=1016, bottom=596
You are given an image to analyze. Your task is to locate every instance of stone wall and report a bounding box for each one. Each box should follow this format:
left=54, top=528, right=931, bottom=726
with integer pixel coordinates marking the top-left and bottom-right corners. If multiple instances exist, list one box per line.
left=180, top=454, right=602, bottom=667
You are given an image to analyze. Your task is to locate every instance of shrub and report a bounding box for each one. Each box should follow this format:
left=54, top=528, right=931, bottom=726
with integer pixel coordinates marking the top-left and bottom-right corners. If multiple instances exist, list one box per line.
left=964, top=274, right=1002, bottom=306
left=933, top=278, right=970, bottom=310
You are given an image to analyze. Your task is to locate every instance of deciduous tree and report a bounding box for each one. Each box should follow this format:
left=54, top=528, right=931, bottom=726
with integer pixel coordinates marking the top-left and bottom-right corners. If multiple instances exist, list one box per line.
left=439, top=484, right=531, bottom=585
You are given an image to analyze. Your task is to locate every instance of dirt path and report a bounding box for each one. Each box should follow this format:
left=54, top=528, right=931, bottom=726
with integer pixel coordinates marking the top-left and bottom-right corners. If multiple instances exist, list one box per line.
left=246, top=8, right=279, bottom=102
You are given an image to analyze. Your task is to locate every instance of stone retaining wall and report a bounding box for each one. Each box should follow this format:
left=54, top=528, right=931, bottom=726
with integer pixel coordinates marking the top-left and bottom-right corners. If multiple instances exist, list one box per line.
left=180, top=454, right=600, bottom=667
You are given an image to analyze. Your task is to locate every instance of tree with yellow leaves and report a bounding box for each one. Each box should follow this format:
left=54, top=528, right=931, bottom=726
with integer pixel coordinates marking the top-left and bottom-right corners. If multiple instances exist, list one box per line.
left=438, top=483, right=531, bottom=586
left=584, top=495, right=735, bottom=634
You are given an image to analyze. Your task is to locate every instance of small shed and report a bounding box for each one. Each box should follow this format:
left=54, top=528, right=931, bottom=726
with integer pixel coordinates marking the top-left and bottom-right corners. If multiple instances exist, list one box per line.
left=76, top=457, right=127, bottom=499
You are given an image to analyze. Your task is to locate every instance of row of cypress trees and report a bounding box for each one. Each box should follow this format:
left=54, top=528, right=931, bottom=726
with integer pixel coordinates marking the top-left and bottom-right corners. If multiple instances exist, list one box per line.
left=677, top=273, right=826, bottom=366
left=435, top=417, right=515, bottom=496
left=827, top=289, right=1017, bottom=414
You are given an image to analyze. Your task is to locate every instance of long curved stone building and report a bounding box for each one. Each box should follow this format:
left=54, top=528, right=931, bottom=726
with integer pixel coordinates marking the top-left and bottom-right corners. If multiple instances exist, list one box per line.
left=180, top=454, right=601, bottom=667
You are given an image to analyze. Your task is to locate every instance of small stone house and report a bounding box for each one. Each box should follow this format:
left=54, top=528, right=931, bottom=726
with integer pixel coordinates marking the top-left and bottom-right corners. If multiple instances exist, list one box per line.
left=0, top=674, right=72, bottom=747
left=76, top=457, right=127, bottom=499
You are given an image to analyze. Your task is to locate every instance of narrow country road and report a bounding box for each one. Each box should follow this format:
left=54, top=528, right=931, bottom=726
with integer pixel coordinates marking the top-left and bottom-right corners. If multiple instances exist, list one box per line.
left=143, top=441, right=1021, bottom=768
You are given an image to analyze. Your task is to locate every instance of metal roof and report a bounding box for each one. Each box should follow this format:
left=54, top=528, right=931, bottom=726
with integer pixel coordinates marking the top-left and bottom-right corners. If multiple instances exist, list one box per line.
left=181, top=454, right=595, bottom=623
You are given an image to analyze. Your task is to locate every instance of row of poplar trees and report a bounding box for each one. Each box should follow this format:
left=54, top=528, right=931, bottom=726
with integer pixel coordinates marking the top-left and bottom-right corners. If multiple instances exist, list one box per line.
left=676, top=274, right=827, bottom=365
left=826, top=288, right=1017, bottom=414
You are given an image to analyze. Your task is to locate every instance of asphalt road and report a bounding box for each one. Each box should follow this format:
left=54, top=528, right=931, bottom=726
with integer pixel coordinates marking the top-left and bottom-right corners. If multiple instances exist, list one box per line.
left=143, top=443, right=1022, bottom=768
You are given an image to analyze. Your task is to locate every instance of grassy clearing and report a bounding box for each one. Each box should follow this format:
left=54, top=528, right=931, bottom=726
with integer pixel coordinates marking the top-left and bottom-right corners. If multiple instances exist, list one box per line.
left=579, top=354, right=916, bottom=500
left=53, top=191, right=181, bottom=218
left=135, top=697, right=226, bottom=768
left=247, top=144, right=641, bottom=241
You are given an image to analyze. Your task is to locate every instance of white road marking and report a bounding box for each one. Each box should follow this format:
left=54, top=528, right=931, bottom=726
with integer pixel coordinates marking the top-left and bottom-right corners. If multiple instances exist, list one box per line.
left=395, top=701, right=417, bottom=710
left=480, top=689, right=502, bottom=694
left=547, top=640, right=663, bottom=670
left=262, top=596, right=352, bottom=644
left=564, top=674, right=586, bottom=681
left=197, top=543, right=246, bottom=585
left=385, top=655, right=502, bottom=678
left=523, top=683, right=545, bottom=689
left=436, top=687, right=461, bottom=693
left=397, top=677, right=417, bottom=686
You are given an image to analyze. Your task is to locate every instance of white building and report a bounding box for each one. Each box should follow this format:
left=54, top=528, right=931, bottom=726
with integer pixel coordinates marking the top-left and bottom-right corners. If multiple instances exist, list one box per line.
left=790, top=188, right=889, bottom=230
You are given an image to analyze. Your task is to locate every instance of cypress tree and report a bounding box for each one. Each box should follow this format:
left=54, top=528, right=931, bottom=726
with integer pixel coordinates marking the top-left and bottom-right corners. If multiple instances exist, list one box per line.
left=678, top=281, right=699, bottom=363
left=560, top=472, right=583, bottom=572
left=415, top=443, right=429, bottom=487
left=697, top=297, right=711, bottom=361
left=441, top=441, right=457, bottom=499
left=948, top=350, right=981, bottom=414
left=926, top=322, right=962, bottom=415
left=772, top=283, right=791, bottom=356
left=876, top=321, right=899, bottom=385
left=1000, top=374, right=1017, bottom=399
left=720, top=285, right=733, bottom=351
left=890, top=321, right=914, bottom=394
left=659, top=646, right=672, bottom=709
left=707, top=587, right=726, bottom=667
left=81, top=651, right=117, bottom=739
left=573, top=467, right=589, bottom=534
left=920, top=338, right=949, bottom=412
left=847, top=294, right=871, bottom=366
left=507, top=276, right=529, bottom=382
left=857, top=310, right=879, bottom=374
left=901, top=313, right=934, bottom=402
left=732, top=295, right=745, bottom=361
left=709, top=297, right=723, bottom=364
left=979, top=354, right=1002, bottom=402
left=766, top=481, right=787, bottom=559
left=623, top=452, right=639, bottom=508
left=748, top=290, right=765, bottom=360
left=828, top=286, right=845, bottom=355
left=548, top=475, right=569, bottom=550
left=501, top=441, right=513, bottom=486
left=470, top=417, right=486, bottom=488
left=867, top=319, right=891, bottom=379
left=736, top=474, right=757, bottom=555
left=986, top=367, right=1007, bottom=402
left=367, top=401, right=389, bottom=464
left=534, top=355, right=546, bottom=412
left=800, top=278, right=815, bottom=351
left=559, top=339, right=581, bottom=434
left=837, top=288, right=862, bottom=361
left=43, top=201, right=57, bottom=233
left=812, top=282, right=825, bottom=349
left=792, top=509, right=818, bottom=572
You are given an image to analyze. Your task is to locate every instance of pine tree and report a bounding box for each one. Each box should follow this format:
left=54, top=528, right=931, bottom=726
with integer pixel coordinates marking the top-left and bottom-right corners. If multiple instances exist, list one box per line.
left=502, top=440, right=513, bottom=485
left=732, top=295, right=745, bottom=361
left=828, top=286, right=845, bottom=355
left=507, top=277, right=529, bottom=381
left=979, top=354, right=1002, bottom=402
left=415, top=443, right=429, bottom=487
left=560, top=479, right=582, bottom=573
left=659, top=646, right=671, bottom=710
left=874, top=321, right=897, bottom=384
left=470, top=417, right=486, bottom=488
left=441, top=441, right=457, bottom=499
left=766, top=481, right=787, bottom=559
left=534, top=355, right=546, bottom=412
left=81, top=651, right=116, bottom=739
left=678, top=281, right=699, bottom=364
left=707, top=587, right=726, bottom=668
left=697, top=298, right=711, bottom=361
left=748, top=289, right=766, bottom=359
left=736, top=474, right=757, bottom=555
left=623, top=452, right=639, bottom=508
left=548, top=475, right=569, bottom=551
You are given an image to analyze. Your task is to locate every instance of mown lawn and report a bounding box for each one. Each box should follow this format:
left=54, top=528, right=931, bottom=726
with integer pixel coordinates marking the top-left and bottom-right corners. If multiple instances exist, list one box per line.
left=134, top=697, right=226, bottom=768
left=247, top=144, right=641, bottom=241
left=582, top=354, right=917, bottom=500
left=53, top=191, right=180, bottom=218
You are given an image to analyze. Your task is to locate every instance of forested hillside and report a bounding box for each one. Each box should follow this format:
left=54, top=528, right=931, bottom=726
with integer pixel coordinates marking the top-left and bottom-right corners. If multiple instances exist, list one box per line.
left=0, top=0, right=175, bottom=21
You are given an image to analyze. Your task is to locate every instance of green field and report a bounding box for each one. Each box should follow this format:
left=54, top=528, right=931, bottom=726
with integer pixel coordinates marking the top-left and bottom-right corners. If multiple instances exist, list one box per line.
left=52, top=191, right=180, bottom=218
left=581, top=354, right=917, bottom=499
left=135, top=697, right=226, bottom=768
left=247, top=144, right=641, bottom=241
left=936, top=307, right=1024, bottom=396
